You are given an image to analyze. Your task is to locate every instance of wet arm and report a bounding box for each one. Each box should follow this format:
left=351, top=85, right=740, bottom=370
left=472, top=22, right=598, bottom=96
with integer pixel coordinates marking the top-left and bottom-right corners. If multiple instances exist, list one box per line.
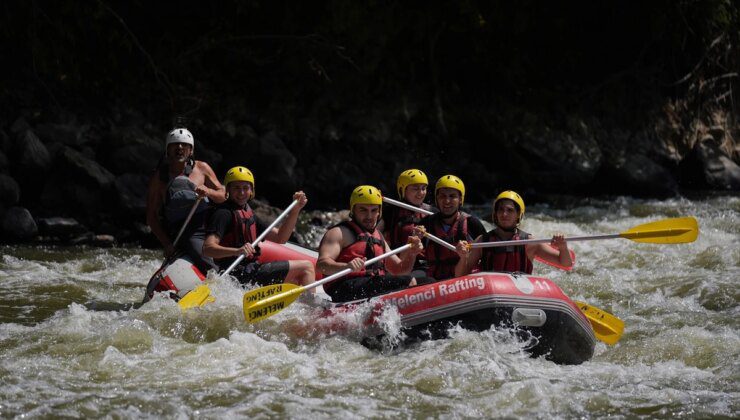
left=265, top=192, right=307, bottom=244
left=200, top=162, right=226, bottom=203
left=317, top=227, right=354, bottom=275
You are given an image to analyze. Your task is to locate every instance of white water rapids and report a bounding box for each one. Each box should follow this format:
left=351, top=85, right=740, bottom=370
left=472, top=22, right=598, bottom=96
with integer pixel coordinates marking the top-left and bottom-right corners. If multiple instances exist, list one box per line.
left=0, top=195, right=737, bottom=417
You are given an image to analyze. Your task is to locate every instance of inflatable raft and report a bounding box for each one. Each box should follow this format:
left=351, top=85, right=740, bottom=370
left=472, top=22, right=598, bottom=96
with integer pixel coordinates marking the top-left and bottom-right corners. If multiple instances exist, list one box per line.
left=257, top=241, right=596, bottom=365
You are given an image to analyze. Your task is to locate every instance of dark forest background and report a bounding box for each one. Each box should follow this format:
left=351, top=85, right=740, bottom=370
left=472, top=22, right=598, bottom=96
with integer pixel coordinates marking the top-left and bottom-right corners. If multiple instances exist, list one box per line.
left=0, top=0, right=737, bottom=244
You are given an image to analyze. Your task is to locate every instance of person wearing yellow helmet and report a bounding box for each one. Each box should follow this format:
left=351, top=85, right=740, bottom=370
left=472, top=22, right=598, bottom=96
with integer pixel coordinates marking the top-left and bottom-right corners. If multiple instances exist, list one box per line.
left=416, top=175, right=486, bottom=280
left=317, top=185, right=430, bottom=302
left=454, top=190, right=572, bottom=275
left=202, top=166, right=314, bottom=288
left=145, top=127, right=226, bottom=273
left=379, top=169, right=434, bottom=250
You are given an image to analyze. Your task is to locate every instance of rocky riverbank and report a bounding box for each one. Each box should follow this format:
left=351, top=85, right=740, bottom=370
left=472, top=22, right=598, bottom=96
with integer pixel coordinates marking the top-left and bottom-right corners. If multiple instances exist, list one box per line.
left=2, top=2, right=738, bottom=247
left=0, top=103, right=737, bottom=248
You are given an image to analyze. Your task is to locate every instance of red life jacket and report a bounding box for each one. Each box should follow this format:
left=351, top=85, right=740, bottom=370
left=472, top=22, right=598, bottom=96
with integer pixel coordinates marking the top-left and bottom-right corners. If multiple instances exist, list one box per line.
left=325, top=220, right=387, bottom=291
left=423, top=212, right=471, bottom=280
left=217, top=203, right=258, bottom=263
left=480, top=229, right=533, bottom=274
left=386, top=203, right=429, bottom=249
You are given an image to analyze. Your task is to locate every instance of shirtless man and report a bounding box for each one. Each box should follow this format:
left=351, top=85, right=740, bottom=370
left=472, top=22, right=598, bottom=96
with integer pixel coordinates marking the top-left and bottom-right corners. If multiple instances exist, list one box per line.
left=145, top=127, right=226, bottom=273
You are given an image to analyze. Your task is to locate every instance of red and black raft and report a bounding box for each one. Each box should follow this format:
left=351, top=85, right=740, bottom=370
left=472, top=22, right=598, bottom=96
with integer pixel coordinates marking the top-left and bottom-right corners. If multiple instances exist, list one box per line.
left=258, top=241, right=596, bottom=365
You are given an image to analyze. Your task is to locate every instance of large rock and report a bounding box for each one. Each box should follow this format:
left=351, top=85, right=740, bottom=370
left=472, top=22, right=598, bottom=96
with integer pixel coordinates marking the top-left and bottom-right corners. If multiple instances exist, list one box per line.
left=14, top=129, right=52, bottom=171
left=513, top=125, right=602, bottom=190
left=220, top=130, right=298, bottom=199
left=114, top=173, right=149, bottom=218
left=39, top=146, right=117, bottom=222
left=692, top=138, right=740, bottom=190
left=0, top=129, right=10, bottom=154
left=0, top=150, right=9, bottom=174
left=99, top=125, right=161, bottom=175
left=34, top=122, right=90, bottom=147
left=57, top=146, right=115, bottom=189
left=36, top=217, right=89, bottom=239
left=0, top=174, right=20, bottom=208
left=599, top=152, right=678, bottom=196
left=1, top=206, right=37, bottom=241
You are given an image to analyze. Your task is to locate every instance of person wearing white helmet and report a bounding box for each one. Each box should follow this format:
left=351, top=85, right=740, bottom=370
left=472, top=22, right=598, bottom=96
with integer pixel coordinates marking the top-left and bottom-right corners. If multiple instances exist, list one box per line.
left=146, top=127, right=226, bottom=274
left=454, top=190, right=572, bottom=276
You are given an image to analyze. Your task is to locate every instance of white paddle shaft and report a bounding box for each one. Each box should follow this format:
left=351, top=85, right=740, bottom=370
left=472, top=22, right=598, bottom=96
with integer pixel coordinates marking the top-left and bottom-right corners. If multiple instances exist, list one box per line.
left=223, top=199, right=300, bottom=276
left=172, top=197, right=204, bottom=247
left=383, top=197, right=434, bottom=216
left=304, top=244, right=412, bottom=292
left=470, top=233, right=621, bottom=248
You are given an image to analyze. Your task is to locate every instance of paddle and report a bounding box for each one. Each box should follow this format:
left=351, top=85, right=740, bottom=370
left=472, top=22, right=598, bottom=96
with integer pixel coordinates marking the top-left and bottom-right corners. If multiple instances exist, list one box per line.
left=243, top=244, right=413, bottom=323
left=222, top=199, right=300, bottom=277
left=382, top=196, right=575, bottom=270
left=141, top=197, right=212, bottom=308
left=179, top=199, right=301, bottom=310
left=170, top=197, right=216, bottom=310
left=575, top=300, right=625, bottom=345
left=470, top=217, right=699, bottom=248
left=384, top=196, right=625, bottom=343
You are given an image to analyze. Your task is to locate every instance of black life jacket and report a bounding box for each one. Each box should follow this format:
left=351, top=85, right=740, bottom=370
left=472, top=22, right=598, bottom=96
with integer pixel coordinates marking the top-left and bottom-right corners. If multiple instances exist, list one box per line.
left=215, top=202, right=258, bottom=265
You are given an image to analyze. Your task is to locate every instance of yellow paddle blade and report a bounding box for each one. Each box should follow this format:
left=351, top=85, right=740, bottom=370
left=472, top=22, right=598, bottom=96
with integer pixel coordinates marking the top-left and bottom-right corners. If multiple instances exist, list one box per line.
left=178, top=284, right=215, bottom=310
left=575, top=300, right=625, bottom=345
left=619, top=216, right=698, bottom=244
left=243, top=283, right=303, bottom=323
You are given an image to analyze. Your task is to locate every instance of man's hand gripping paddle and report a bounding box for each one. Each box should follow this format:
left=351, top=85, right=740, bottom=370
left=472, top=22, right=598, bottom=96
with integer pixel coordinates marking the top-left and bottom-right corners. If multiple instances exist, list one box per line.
left=242, top=244, right=412, bottom=323
left=180, top=199, right=301, bottom=310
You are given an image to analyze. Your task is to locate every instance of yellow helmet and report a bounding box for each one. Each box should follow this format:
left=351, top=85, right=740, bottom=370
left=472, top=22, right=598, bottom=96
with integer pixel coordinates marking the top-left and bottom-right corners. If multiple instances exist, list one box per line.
left=435, top=175, right=465, bottom=206
left=493, top=190, right=525, bottom=223
left=349, top=185, right=383, bottom=215
left=224, top=166, right=255, bottom=197
left=396, top=169, right=429, bottom=198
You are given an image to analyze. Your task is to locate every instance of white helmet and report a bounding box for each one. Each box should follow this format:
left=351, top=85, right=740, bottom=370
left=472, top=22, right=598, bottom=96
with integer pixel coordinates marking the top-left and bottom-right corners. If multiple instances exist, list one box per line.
left=165, top=128, right=195, bottom=149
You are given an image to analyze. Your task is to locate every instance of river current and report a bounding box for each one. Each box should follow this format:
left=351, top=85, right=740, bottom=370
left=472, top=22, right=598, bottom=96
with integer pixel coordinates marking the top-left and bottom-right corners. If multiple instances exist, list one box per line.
left=1, top=195, right=737, bottom=418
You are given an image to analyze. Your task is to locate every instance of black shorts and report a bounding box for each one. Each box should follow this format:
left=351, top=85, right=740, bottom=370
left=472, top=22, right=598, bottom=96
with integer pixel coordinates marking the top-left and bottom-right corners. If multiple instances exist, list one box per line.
left=230, top=260, right=290, bottom=287
left=325, top=274, right=435, bottom=303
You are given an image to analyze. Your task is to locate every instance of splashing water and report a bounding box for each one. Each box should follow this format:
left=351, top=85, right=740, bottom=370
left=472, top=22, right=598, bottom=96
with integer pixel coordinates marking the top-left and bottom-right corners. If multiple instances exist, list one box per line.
left=0, top=195, right=738, bottom=417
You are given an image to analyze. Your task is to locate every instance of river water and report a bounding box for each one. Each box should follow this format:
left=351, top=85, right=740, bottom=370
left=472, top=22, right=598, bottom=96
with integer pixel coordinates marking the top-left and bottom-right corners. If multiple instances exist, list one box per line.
left=1, top=195, right=737, bottom=418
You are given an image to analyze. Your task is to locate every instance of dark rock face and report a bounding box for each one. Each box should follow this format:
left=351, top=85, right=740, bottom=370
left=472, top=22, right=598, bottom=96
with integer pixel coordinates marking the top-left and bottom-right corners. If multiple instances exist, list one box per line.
left=694, top=139, right=740, bottom=190
left=114, top=173, right=149, bottom=219
left=14, top=130, right=52, bottom=172
left=2, top=207, right=38, bottom=241
left=37, top=217, right=88, bottom=239
left=599, top=152, right=678, bottom=197
left=514, top=127, right=603, bottom=190
left=99, top=126, right=162, bottom=175
left=39, top=146, right=117, bottom=224
left=0, top=174, right=20, bottom=208
left=1, top=2, right=737, bottom=246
